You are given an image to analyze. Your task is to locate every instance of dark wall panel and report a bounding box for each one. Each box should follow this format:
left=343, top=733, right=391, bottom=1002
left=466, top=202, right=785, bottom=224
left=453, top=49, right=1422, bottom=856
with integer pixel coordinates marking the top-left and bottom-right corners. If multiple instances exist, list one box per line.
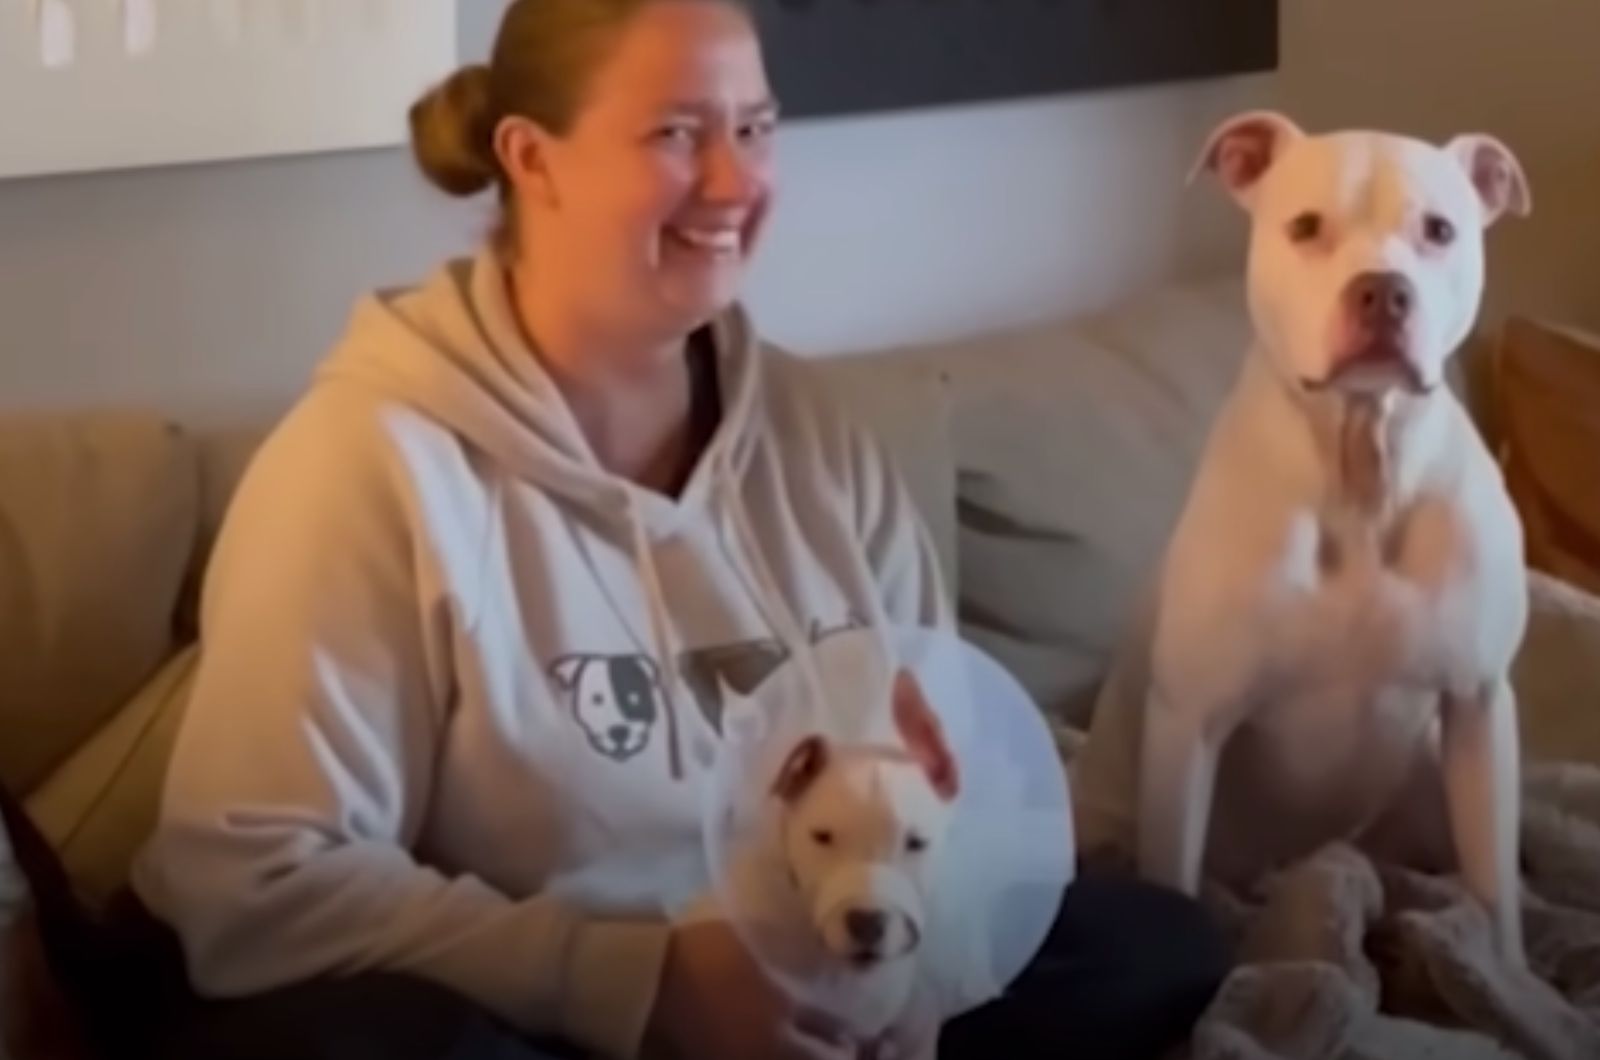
left=750, top=0, right=1279, bottom=119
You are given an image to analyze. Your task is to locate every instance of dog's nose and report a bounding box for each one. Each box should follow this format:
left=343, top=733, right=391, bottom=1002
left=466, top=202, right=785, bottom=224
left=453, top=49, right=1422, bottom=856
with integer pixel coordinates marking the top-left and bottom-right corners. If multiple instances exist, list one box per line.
left=608, top=724, right=629, bottom=746
left=1345, top=271, right=1415, bottom=328
left=845, top=908, right=887, bottom=948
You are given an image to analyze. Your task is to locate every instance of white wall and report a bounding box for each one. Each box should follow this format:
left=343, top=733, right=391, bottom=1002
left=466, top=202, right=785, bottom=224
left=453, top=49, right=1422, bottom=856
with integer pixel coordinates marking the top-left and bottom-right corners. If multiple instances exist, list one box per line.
left=0, top=68, right=1261, bottom=428
left=0, top=1, right=1267, bottom=432
left=3, top=0, right=1595, bottom=427
left=744, top=77, right=1261, bottom=355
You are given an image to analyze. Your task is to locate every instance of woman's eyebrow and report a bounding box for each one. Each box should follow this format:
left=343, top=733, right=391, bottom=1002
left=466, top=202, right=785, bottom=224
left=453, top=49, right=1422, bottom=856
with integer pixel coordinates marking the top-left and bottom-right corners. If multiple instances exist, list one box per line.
left=656, top=97, right=782, bottom=120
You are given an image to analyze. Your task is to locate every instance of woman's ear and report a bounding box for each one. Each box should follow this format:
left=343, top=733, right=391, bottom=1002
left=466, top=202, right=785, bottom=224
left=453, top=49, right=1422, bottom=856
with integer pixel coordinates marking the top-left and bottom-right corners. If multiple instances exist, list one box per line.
left=494, top=114, right=559, bottom=208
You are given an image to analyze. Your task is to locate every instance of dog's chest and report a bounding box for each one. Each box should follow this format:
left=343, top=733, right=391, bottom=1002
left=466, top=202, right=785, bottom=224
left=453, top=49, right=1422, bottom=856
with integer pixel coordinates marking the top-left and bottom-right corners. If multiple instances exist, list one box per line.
left=1265, top=493, right=1476, bottom=681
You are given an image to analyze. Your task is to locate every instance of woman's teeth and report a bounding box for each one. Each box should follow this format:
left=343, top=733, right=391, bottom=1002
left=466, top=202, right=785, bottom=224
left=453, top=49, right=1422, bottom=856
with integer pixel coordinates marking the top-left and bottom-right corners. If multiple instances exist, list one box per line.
left=670, top=227, right=741, bottom=254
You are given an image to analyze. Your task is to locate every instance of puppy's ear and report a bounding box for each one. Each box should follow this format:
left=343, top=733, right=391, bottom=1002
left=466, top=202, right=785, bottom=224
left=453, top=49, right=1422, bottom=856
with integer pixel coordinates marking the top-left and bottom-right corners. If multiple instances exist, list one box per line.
left=1445, top=134, right=1532, bottom=226
left=892, top=670, right=959, bottom=802
left=771, top=735, right=828, bottom=803
left=1189, top=110, right=1305, bottom=208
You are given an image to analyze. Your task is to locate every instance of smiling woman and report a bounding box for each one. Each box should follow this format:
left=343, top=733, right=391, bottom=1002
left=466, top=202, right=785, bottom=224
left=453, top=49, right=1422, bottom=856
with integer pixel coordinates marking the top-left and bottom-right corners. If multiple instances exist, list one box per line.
left=410, top=0, right=778, bottom=351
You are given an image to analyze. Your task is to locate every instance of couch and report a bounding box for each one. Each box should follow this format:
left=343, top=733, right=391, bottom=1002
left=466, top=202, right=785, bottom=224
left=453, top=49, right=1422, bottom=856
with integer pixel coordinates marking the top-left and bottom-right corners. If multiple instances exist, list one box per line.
left=4, top=273, right=1600, bottom=1057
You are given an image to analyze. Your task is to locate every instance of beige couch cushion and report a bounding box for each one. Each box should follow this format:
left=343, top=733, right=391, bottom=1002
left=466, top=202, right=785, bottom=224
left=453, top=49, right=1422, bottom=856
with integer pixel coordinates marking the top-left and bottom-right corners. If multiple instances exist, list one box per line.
left=25, top=645, right=198, bottom=907
left=926, top=277, right=1253, bottom=726
left=0, top=412, right=198, bottom=795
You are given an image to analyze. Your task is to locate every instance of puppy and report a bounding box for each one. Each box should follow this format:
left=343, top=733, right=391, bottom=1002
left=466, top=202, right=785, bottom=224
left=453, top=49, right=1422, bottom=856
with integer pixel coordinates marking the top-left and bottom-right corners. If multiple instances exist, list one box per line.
left=1081, top=110, right=1533, bottom=969
left=767, top=668, right=960, bottom=1043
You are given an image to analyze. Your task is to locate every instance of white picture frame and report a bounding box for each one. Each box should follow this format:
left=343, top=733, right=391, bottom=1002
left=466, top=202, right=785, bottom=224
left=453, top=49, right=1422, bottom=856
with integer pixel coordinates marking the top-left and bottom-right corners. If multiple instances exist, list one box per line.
left=0, top=0, right=458, bottom=181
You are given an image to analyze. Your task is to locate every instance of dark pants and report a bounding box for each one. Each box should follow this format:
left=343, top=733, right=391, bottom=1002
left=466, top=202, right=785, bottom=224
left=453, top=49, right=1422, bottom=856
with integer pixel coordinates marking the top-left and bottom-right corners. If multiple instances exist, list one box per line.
left=143, top=869, right=1229, bottom=1060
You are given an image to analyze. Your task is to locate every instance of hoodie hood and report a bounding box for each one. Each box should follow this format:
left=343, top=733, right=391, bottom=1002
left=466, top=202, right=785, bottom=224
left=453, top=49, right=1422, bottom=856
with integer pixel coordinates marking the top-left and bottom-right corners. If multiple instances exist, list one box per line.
left=313, top=246, right=829, bottom=780
left=315, top=245, right=766, bottom=537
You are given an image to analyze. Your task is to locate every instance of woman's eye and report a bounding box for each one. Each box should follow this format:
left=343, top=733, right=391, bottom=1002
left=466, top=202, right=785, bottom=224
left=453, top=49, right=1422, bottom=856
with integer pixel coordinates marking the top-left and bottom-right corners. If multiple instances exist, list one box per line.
left=739, top=118, right=776, bottom=142
left=1287, top=211, right=1323, bottom=243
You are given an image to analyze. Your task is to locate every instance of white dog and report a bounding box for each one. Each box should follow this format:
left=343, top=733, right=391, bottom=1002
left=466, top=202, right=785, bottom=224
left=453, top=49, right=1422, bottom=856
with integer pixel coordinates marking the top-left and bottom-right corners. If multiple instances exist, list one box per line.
left=766, top=667, right=960, bottom=1044
left=1076, top=110, right=1533, bottom=969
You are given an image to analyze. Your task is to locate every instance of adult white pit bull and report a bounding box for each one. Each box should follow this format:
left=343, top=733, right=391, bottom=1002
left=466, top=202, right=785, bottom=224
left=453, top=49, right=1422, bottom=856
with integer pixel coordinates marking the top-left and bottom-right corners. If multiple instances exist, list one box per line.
left=1072, top=110, right=1533, bottom=969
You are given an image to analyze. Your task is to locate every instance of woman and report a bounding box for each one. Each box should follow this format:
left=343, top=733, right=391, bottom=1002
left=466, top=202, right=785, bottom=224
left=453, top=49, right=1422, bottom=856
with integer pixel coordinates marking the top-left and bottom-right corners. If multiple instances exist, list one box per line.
left=131, top=1, right=1229, bottom=1057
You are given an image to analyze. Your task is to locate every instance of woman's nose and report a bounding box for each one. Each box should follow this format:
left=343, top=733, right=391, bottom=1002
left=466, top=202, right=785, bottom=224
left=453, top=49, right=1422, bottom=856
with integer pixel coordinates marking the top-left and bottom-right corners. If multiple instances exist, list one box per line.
left=699, top=137, right=764, bottom=203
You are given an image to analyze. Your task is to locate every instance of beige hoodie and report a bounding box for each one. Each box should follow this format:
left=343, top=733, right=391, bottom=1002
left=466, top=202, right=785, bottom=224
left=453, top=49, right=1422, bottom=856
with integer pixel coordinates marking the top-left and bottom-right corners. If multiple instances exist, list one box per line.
left=132, top=247, right=951, bottom=1058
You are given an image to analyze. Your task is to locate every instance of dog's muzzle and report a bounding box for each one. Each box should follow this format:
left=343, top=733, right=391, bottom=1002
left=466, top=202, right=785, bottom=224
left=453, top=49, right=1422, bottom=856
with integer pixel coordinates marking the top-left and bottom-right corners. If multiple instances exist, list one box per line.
left=816, top=865, right=925, bottom=962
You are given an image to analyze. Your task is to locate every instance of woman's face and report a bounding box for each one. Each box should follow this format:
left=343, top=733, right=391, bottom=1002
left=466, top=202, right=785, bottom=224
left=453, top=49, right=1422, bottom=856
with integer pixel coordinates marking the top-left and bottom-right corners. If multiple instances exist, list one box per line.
left=522, top=1, right=778, bottom=341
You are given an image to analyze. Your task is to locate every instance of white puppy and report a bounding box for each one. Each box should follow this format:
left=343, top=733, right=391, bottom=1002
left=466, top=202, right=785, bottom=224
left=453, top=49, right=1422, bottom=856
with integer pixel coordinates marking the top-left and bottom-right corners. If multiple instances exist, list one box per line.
left=1081, top=110, right=1533, bottom=969
left=768, top=668, right=960, bottom=1044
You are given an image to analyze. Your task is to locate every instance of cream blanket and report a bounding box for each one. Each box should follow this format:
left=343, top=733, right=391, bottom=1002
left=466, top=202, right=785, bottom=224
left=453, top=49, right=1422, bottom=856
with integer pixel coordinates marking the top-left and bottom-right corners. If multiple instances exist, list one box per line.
left=1175, top=761, right=1600, bottom=1060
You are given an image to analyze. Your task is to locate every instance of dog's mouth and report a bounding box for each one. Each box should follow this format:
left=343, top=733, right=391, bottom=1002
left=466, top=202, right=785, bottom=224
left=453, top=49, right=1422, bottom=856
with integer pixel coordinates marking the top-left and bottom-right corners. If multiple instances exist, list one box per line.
left=1303, top=339, right=1434, bottom=396
left=848, top=946, right=885, bottom=968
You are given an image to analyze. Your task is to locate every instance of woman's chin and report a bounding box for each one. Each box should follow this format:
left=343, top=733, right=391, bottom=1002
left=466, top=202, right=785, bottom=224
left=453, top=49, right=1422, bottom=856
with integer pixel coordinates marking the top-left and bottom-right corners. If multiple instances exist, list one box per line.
left=656, top=275, right=744, bottom=328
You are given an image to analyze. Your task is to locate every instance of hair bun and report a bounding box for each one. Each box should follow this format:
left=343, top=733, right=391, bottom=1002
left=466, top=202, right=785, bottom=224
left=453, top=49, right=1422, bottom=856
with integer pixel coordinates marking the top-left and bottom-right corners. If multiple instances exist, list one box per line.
left=409, top=64, right=498, bottom=197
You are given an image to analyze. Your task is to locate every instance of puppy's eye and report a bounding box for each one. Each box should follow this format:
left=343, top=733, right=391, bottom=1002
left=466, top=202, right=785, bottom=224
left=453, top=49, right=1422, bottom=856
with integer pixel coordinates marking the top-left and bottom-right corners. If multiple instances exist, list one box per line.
left=1287, top=211, right=1323, bottom=243
left=906, top=834, right=927, bottom=854
left=1423, top=214, right=1456, bottom=246
left=810, top=829, right=834, bottom=847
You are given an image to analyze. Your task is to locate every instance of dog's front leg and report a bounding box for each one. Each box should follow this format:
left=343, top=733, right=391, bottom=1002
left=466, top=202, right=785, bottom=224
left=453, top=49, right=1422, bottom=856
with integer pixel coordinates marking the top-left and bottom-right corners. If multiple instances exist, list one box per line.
left=1441, top=676, right=1525, bottom=970
left=1138, top=686, right=1225, bottom=897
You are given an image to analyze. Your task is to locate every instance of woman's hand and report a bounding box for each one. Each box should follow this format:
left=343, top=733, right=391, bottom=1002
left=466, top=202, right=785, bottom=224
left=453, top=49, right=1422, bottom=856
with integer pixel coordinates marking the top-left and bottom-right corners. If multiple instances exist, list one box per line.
left=644, top=918, right=858, bottom=1060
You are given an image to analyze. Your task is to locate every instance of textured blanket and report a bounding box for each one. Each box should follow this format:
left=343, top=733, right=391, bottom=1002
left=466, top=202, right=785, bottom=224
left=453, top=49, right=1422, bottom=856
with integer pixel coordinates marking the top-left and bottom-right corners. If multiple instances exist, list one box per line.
left=1177, top=761, right=1600, bottom=1060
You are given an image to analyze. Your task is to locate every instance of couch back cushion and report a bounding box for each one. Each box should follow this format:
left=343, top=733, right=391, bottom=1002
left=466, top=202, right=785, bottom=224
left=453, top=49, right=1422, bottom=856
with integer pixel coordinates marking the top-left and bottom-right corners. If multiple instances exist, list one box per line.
left=912, top=277, right=1254, bottom=727
left=0, top=412, right=198, bottom=794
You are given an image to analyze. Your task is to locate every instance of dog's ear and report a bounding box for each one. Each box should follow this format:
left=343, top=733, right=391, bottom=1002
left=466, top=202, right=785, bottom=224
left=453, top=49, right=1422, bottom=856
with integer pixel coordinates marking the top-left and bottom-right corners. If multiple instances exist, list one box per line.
left=549, top=655, right=588, bottom=691
left=771, top=735, right=828, bottom=803
left=892, top=670, right=959, bottom=802
left=1189, top=110, right=1305, bottom=207
left=1445, top=134, right=1532, bottom=226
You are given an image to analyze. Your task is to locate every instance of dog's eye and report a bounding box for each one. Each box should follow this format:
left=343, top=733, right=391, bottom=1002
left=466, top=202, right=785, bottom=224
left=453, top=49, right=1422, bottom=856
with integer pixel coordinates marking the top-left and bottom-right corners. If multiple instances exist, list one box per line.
left=1423, top=214, right=1456, bottom=246
left=906, top=834, right=927, bottom=854
left=1287, top=211, right=1323, bottom=243
left=810, top=829, right=834, bottom=847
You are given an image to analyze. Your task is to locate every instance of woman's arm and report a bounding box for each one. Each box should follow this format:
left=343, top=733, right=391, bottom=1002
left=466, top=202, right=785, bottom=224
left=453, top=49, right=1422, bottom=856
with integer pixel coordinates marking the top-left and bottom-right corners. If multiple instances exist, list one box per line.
left=133, top=399, right=668, bottom=1060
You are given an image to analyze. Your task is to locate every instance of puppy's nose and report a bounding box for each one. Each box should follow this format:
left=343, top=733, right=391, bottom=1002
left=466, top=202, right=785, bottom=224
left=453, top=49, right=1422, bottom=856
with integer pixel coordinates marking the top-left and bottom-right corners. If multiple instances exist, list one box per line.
left=1345, top=271, right=1415, bottom=328
left=845, top=908, right=887, bottom=948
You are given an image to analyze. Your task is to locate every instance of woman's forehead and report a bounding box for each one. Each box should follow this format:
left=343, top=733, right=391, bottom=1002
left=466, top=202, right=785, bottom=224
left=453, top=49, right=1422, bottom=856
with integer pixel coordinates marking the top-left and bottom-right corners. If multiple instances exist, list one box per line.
left=585, top=2, right=773, bottom=113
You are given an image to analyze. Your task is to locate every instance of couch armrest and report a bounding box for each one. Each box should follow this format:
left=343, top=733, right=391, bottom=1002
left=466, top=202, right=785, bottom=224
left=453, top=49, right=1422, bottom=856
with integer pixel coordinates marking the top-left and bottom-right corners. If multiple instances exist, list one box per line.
left=1513, top=570, right=1600, bottom=768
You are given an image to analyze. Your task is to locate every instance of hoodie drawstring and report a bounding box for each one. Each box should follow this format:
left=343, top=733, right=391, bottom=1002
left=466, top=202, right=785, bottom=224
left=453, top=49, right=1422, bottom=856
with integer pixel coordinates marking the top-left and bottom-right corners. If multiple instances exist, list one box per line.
left=576, top=444, right=845, bottom=786
left=625, top=496, right=686, bottom=782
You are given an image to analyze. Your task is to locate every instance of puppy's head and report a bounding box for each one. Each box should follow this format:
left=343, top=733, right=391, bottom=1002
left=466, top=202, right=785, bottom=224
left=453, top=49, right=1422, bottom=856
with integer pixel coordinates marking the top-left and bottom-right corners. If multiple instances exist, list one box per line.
left=770, top=670, right=960, bottom=968
left=1191, top=110, right=1531, bottom=398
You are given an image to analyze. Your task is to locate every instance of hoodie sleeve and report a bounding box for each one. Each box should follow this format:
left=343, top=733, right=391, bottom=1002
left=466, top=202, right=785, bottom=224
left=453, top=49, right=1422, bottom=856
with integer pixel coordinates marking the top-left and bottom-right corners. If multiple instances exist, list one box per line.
left=132, top=397, right=668, bottom=1060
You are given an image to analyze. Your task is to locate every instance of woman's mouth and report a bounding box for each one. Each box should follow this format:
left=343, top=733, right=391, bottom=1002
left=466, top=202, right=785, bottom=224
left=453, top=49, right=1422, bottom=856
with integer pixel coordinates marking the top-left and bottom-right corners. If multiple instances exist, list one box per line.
left=665, top=225, right=743, bottom=259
